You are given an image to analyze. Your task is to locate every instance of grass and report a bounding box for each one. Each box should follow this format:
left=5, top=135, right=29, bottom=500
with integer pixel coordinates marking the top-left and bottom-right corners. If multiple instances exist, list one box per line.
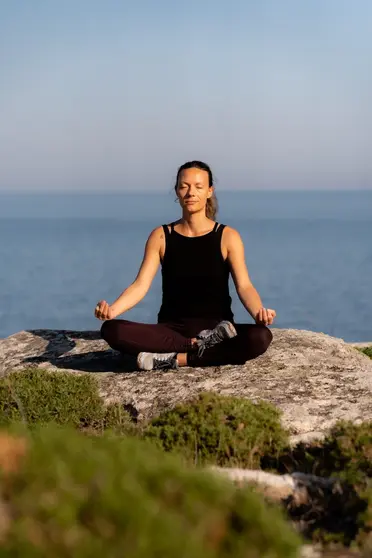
left=0, top=426, right=301, bottom=557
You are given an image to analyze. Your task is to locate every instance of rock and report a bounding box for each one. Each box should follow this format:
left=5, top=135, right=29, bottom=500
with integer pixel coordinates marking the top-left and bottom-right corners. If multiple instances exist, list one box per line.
left=209, top=467, right=332, bottom=502
left=299, top=547, right=361, bottom=558
left=0, top=328, right=371, bottom=442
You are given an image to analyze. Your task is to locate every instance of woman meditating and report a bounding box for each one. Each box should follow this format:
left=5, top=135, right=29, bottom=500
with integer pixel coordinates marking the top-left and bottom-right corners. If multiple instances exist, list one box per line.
left=95, top=161, right=276, bottom=370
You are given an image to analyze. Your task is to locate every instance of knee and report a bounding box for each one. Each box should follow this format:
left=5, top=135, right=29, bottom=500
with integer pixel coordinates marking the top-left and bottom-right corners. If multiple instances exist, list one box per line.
left=100, top=319, right=117, bottom=343
left=233, top=324, right=273, bottom=363
left=254, top=325, right=273, bottom=355
left=241, top=324, right=272, bottom=359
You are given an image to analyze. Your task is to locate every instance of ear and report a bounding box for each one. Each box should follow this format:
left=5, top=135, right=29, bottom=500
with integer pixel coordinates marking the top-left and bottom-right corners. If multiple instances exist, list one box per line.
left=207, top=186, right=214, bottom=198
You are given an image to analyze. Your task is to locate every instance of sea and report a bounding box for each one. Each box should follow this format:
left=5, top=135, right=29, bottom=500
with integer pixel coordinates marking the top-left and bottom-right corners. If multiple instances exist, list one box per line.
left=0, top=190, right=371, bottom=342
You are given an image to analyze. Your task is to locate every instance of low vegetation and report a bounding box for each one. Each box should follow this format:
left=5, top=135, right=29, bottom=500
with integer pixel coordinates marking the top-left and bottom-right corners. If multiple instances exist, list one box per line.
left=263, top=421, right=372, bottom=547
left=269, top=421, right=372, bottom=483
left=0, top=368, right=133, bottom=434
left=359, top=345, right=372, bottom=359
left=0, top=426, right=300, bottom=557
left=143, top=392, right=289, bottom=468
left=2, top=364, right=372, bottom=554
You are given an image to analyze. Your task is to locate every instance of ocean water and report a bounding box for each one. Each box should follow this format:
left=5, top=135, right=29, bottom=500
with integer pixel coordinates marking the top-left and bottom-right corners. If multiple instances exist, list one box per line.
left=0, top=190, right=371, bottom=342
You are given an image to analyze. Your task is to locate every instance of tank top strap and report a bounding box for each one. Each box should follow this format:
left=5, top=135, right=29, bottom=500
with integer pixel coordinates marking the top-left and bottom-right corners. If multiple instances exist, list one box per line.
left=162, top=223, right=177, bottom=237
left=163, top=222, right=224, bottom=236
left=214, top=223, right=225, bottom=237
left=162, top=224, right=170, bottom=238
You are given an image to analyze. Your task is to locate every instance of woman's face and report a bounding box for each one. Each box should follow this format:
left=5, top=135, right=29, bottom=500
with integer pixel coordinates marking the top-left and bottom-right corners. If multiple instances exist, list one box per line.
left=176, top=168, right=213, bottom=214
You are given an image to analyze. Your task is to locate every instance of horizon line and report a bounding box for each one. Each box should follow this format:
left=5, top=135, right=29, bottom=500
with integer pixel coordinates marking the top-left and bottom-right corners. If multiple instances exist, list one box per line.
left=0, top=188, right=371, bottom=195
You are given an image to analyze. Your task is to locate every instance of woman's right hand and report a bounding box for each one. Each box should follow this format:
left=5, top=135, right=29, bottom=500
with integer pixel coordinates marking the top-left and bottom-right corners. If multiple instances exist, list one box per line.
left=94, top=300, right=115, bottom=321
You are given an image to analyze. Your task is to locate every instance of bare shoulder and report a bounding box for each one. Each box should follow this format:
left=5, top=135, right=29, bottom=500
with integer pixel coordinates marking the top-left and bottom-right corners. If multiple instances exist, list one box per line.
left=148, top=225, right=165, bottom=241
left=220, top=226, right=244, bottom=260
left=146, top=225, right=167, bottom=259
left=222, top=226, right=244, bottom=248
left=144, top=226, right=163, bottom=251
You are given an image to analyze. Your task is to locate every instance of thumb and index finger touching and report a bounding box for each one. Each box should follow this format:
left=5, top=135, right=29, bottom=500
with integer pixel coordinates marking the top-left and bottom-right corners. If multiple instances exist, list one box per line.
left=95, top=300, right=110, bottom=320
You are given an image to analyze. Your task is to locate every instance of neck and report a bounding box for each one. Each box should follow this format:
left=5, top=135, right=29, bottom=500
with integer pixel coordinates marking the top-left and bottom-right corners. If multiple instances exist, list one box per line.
left=180, top=211, right=213, bottom=234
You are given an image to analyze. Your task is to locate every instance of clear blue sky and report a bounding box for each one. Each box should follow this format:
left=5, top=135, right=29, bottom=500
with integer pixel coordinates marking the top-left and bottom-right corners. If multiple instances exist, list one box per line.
left=1, top=0, right=371, bottom=191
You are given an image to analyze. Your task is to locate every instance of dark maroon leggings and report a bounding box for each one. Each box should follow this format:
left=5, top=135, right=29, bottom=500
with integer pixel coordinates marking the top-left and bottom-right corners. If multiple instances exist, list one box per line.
left=100, top=317, right=273, bottom=367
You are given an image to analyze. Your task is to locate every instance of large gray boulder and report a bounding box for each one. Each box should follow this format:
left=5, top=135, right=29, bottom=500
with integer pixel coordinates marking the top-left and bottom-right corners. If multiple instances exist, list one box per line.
left=0, top=328, right=371, bottom=443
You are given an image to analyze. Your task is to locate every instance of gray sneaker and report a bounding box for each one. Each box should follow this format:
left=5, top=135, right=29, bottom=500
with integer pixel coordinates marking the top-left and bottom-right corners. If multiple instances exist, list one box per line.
left=196, top=321, right=237, bottom=357
left=137, top=351, right=178, bottom=371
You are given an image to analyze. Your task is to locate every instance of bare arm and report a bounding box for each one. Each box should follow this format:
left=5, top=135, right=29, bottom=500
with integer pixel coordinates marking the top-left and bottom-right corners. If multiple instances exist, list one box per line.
left=224, top=227, right=276, bottom=325
left=108, top=227, right=163, bottom=318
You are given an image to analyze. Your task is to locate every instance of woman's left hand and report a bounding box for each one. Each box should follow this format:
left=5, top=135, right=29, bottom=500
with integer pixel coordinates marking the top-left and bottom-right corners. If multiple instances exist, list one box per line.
left=255, top=307, right=276, bottom=326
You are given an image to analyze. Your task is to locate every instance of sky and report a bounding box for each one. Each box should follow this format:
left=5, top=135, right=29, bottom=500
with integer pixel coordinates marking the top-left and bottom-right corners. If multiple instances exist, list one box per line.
left=0, top=0, right=371, bottom=192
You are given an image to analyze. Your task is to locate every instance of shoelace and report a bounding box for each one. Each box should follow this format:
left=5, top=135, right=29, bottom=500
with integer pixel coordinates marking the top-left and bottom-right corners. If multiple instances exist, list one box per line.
left=197, top=331, right=224, bottom=358
left=154, top=355, right=178, bottom=370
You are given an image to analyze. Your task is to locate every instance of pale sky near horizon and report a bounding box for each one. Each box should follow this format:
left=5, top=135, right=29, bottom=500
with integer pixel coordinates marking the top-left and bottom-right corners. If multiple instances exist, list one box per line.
left=1, top=0, right=371, bottom=192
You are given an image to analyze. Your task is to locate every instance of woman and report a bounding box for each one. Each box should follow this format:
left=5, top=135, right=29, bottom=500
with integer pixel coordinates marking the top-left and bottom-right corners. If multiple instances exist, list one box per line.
left=95, top=161, right=276, bottom=370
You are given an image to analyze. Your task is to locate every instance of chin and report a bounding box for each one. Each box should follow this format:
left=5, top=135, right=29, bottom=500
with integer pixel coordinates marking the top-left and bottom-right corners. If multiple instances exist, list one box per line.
left=183, top=204, right=202, bottom=214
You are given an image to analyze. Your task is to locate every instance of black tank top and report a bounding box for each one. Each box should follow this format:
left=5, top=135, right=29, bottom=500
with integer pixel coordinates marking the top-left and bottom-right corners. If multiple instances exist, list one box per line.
left=157, top=222, right=234, bottom=323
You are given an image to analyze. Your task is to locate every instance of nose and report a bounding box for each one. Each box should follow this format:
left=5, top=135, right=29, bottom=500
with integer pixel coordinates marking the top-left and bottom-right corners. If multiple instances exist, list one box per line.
left=186, top=185, right=197, bottom=197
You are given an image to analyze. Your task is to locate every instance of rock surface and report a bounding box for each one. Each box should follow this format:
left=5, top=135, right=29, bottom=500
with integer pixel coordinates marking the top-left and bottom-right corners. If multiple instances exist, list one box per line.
left=0, top=328, right=371, bottom=442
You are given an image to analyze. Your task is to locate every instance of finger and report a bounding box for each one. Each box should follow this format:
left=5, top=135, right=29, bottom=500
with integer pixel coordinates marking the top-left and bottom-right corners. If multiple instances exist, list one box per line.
left=261, top=308, right=267, bottom=324
left=98, top=304, right=106, bottom=319
left=269, top=310, right=276, bottom=323
left=95, top=300, right=104, bottom=312
left=103, top=302, right=110, bottom=319
left=98, top=300, right=107, bottom=317
left=258, top=308, right=263, bottom=322
left=98, top=304, right=106, bottom=320
left=97, top=303, right=106, bottom=320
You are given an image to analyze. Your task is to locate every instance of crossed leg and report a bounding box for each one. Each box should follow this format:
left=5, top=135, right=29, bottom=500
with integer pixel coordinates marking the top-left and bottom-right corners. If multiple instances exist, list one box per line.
left=101, top=319, right=272, bottom=367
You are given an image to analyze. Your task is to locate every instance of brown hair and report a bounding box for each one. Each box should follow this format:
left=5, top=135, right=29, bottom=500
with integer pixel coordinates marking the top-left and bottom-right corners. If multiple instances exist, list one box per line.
left=175, top=160, right=218, bottom=220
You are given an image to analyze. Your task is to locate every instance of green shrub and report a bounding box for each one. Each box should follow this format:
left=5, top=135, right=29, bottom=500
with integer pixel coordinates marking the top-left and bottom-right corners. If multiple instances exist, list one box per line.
left=0, top=425, right=301, bottom=558
left=322, top=421, right=372, bottom=485
left=271, top=421, right=372, bottom=485
left=0, top=368, right=132, bottom=434
left=142, top=392, right=289, bottom=468
left=359, top=346, right=372, bottom=359
left=320, top=422, right=372, bottom=550
left=264, top=421, right=372, bottom=548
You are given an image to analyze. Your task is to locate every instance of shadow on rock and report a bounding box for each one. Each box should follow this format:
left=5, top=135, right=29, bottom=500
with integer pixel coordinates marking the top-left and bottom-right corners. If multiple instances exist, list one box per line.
left=22, top=329, right=138, bottom=373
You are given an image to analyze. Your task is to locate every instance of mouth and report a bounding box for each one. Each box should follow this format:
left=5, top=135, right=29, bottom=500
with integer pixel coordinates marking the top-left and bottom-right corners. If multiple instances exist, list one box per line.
left=185, top=200, right=197, bottom=204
